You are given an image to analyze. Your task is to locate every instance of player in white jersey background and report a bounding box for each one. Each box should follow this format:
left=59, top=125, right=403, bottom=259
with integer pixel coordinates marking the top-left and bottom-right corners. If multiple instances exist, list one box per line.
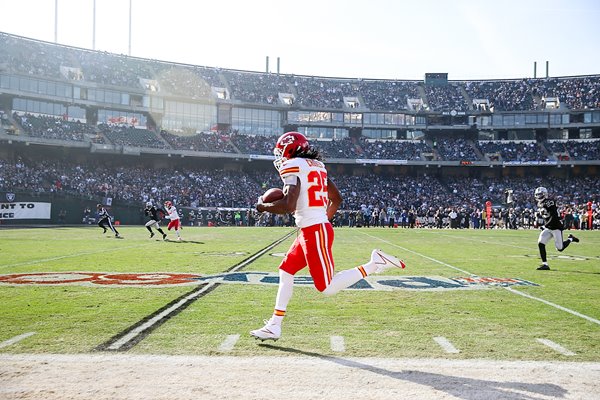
left=164, top=200, right=183, bottom=241
left=251, top=132, right=406, bottom=341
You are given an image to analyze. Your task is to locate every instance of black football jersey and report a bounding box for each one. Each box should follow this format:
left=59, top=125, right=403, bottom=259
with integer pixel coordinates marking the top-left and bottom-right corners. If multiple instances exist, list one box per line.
left=145, top=206, right=163, bottom=221
left=537, top=198, right=563, bottom=230
left=97, top=207, right=109, bottom=219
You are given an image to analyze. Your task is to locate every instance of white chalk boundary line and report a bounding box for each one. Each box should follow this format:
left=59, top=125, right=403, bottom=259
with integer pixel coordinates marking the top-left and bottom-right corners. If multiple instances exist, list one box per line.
left=0, top=332, right=36, bottom=349
left=102, top=230, right=297, bottom=351
left=0, top=243, right=154, bottom=269
left=433, top=336, right=460, bottom=354
left=330, top=336, right=345, bottom=352
left=536, top=338, right=576, bottom=356
left=106, top=283, right=216, bottom=351
left=218, top=334, right=240, bottom=352
left=358, top=231, right=600, bottom=327
left=358, top=231, right=476, bottom=276
left=505, top=287, right=600, bottom=326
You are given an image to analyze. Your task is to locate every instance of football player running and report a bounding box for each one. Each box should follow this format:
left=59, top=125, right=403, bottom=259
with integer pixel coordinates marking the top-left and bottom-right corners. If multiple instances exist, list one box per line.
left=535, top=186, right=579, bottom=270
left=144, top=202, right=167, bottom=240
left=164, top=200, right=183, bottom=241
left=250, top=132, right=406, bottom=341
left=97, top=204, right=120, bottom=238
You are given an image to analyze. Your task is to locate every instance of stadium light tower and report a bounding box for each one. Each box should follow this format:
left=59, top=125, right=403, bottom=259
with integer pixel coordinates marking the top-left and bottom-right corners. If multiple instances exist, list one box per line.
left=129, top=0, right=132, bottom=56
left=54, top=0, right=58, bottom=43
left=92, top=0, right=96, bottom=50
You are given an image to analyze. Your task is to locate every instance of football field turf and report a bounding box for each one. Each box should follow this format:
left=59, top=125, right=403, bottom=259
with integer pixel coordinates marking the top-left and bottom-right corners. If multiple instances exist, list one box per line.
left=0, top=226, right=599, bottom=361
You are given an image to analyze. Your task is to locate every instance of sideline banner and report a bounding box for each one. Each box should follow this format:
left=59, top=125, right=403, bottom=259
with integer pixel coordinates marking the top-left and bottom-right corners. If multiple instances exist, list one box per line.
left=0, top=202, right=52, bottom=219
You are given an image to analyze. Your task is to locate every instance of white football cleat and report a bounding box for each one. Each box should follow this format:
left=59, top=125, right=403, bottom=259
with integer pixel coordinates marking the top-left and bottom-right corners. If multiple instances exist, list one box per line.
left=371, top=249, right=406, bottom=273
left=250, top=321, right=281, bottom=341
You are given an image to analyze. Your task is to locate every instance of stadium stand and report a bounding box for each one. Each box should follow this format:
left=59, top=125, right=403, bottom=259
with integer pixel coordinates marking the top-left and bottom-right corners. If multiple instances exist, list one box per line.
left=0, top=31, right=598, bottom=227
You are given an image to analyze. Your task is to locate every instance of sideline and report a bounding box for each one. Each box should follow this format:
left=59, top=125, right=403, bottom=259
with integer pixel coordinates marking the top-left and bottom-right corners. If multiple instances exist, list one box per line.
left=358, top=231, right=600, bottom=326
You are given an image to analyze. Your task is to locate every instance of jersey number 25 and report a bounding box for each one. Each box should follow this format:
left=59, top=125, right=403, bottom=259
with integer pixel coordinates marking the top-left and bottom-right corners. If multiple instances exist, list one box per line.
left=307, top=170, right=328, bottom=207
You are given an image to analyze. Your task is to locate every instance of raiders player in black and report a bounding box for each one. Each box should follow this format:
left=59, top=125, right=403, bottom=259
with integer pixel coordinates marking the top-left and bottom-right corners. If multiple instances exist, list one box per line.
left=97, top=204, right=121, bottom=238
left=144, top=202, right=167, bottom=240
left=535, top=187, right=579, bottom=270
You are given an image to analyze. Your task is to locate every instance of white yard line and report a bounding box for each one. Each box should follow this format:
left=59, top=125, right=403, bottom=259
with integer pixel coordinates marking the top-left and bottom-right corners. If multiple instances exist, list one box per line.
left=0, top=243, right=153, bottom=269
left=359, top=232, right=476, bottom=276
left=536, top=338, right=576, bottom=356
left=105, top=231, right=296, bottom=351
left=358, top=231, right=600, bottom=327
left=433, top=336, right=460, bottom=354
left=506, top=287, right=600, bottom=326
left=106, top=283, right=216, bottom=350
left=330, top=336, right=345, bottom=352
left=218, top=334, right=240, bottom=352
left=0, top=332, right=36, bottom=349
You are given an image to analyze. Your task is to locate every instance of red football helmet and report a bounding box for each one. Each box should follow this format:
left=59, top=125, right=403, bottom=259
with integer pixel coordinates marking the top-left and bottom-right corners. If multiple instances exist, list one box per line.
left=273, top=132, right=309, bottom=170
left=164, top=200, right=172, bottom=208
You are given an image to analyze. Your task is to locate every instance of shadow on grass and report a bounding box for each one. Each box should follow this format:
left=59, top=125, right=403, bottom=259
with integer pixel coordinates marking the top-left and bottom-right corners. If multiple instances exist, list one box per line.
left=259, top=343, right=568, bottom=400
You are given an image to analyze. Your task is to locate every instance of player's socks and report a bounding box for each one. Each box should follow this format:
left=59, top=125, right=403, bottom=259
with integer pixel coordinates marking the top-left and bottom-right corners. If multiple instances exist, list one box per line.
left=538, top=243, right=547, bottom=262
left=157, top=228, right=166, bottom=235
left=146, top=226, right=153, bottom=233
left=269, top=309, right=286, bottom=326
left=272, top=270, right=294, bottom=321
left=323, top=268, right=364, bottom=295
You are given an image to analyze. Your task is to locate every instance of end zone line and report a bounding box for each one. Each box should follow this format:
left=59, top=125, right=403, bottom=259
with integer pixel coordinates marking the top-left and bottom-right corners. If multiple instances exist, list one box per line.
left=360, top=231, right=600, bottom=327
left=104, top=283, right=217, bottom=351
left=96, top=230, right=297, bottom=352
left=0, top=332, right=36, bottom=349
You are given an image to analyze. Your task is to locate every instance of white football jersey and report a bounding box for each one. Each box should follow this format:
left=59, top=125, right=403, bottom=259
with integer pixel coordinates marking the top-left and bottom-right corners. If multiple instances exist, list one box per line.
left=279, top=157, right=329, bottom=228
left=166, top=205, right=180, bottom=220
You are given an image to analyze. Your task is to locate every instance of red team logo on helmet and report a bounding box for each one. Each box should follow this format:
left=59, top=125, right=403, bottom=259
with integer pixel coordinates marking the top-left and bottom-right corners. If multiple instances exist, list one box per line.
left=273, top=132, right=310, bottom=170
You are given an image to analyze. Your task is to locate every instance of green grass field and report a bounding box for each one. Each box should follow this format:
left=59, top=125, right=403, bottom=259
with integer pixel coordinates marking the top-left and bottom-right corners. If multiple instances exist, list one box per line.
left=1, top=226, right=599, bottom=361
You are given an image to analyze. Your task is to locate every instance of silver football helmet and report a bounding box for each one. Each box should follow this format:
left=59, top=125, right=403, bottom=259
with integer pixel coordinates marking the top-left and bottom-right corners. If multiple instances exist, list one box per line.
left=534, top=187, right=548, bottom=202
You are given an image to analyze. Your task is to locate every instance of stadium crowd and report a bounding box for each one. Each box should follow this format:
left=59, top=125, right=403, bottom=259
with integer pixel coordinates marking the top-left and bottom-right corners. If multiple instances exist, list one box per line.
left=1, top=157, right=598, bottom=229
left=2, top=32, right=600, bottom=111
left=5, top=113, right=600, bottom=163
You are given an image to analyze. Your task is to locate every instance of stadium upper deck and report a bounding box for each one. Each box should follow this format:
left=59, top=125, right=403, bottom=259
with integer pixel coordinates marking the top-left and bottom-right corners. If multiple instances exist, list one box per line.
left=0, top=31, right=599, bottom=169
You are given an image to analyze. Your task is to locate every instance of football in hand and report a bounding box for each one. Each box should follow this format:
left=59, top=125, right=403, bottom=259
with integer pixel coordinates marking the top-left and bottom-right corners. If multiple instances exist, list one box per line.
left=261, top=188, right=284, bottom=203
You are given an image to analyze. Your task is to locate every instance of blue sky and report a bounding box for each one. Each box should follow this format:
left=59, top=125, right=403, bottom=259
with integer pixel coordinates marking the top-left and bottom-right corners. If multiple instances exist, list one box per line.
left=1, top=0, right=599, bottom=80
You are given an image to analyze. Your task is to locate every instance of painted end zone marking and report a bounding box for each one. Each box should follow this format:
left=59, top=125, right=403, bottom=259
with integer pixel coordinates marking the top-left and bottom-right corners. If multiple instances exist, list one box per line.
left=536, top=338, right=576, bottom=356
left=219, top=334, right=240, bottom=352
left=0, top=332, right=36, bottom=349
left=434, top=336, right=460, bottom=354
left=330, top=336, right=345, bottom=352
left=96, top=230, right=296, bottom=352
